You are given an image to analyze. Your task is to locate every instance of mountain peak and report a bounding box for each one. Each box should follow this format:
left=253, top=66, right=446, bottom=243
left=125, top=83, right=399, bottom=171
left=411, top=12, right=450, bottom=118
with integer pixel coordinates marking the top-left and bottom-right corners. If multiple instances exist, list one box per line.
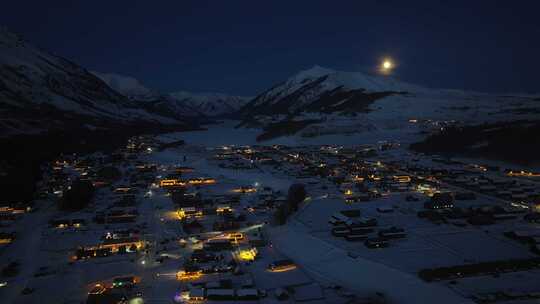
left=91, top=71, right=157, bottom=100
left=293, top=65, right=336, bottom=81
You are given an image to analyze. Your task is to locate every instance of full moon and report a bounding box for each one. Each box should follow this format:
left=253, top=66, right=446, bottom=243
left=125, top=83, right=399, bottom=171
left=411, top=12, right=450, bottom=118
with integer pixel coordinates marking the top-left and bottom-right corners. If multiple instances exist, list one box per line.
left=382, top=60, right=392, bottom=70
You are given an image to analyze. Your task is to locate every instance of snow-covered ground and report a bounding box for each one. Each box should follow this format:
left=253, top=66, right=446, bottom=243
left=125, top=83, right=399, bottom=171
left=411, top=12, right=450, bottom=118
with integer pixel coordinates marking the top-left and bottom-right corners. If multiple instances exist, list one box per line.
left=269, top=222, right=473, bottom=304
left=240, top=65, right=540, bottom=145
left=2, top=124, right=540, bottom=304
left=160, top=120, right=423, bottom=147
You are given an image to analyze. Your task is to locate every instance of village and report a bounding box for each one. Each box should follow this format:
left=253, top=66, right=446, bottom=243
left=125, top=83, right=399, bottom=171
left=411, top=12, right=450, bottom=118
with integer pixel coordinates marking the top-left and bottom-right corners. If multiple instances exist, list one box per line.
left=1, top=129, right=540, bottom=304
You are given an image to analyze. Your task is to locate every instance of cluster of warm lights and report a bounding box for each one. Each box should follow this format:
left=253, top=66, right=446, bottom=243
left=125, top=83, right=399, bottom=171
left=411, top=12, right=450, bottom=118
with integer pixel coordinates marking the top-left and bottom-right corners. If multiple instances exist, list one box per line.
left=507, top=170, right=540, bottom=177
left=237, top=248, right=258, bottom=261
left=231, top=187, right=257, bottom=193
left=176, top=270, right=203, bottom=281
left=188, top=177, right=216, bottom=185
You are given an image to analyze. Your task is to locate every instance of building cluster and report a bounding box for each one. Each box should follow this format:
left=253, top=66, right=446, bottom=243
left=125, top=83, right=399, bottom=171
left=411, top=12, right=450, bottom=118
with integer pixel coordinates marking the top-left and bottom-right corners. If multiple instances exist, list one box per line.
left=2, top=133, right=540, bottom=304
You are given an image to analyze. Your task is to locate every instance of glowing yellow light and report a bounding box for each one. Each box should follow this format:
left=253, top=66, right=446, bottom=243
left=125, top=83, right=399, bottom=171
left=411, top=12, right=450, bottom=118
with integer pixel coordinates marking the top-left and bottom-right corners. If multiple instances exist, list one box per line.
left=237, top=248, right=258, bottom=261
left=0, top=238, right=13, bottom=244
left=268, top=264, right=297, bottom=273
left=176, top=270, right=203, bottom=281
left=232, top=187, right=257, bottom=193
left=380, top=58, right=395, bottom=74
left=225, top=233, right=244, bottom=242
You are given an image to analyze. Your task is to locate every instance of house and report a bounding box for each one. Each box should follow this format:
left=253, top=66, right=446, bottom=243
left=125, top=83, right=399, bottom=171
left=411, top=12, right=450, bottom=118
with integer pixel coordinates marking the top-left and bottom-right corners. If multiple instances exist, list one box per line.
left=268, top=259, right=296, bottom=272
left=206, top=289, right=235, bottom=301
left=379, top=227, right=406, bottom=239
left=95, top=210, right=137, bottom=224
left=182, top=219, right=204, bottom=234
left=377, top=206, right=394, bottom=213
left=177, top=207, right=202, bottom=220
left=393, top=175, right=411, bottom=183
left=328, top=212, right=352, bottom=226
left=350, top=217, right=377, bottom=227
left=186, top=288, right=205, bottom=301
left=425, top=192, right=454, bottom=209
left=216, top=205, right=233, bottom=214
left=331, top=227, right=350, bottom=237
left=100, top=237, right=143, bottom=252
left=345, top=234, right=368, bottom=242
left=231, top=186, right=257, bottom=194
left=0, top=232, right=15, bottom=244
left=112, top=276, right=138, bottom=288
left=365, top=237, right=389, bottom=248
left=204, top=239, right=233, bottom=251
left=50, top=218, right=86, bottom=229
left=177, top=265, right=203, bottom=281
left=187, top=177, right=216, bottom=185
left=174, top=166, right=194, bottom=174
left=236, top=289, right=260, bottom=300
left=160, top=178, right=185, bottom=188
left=235, top=247, right=258, bottom=261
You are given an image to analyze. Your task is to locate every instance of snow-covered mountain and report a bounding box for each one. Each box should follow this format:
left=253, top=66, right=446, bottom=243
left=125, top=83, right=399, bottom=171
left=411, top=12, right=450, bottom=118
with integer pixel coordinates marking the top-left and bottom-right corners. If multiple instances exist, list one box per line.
left=169, top=91, right=251, bottom=116
left=240, top=65, right=421, bottom=116
left=90, top=71, right=160, bottom=101
left=239, top=65, right=540, bottom=141
left=93, top=72, right=251, bottom=117
left=0, top=27, right=180, bottom=136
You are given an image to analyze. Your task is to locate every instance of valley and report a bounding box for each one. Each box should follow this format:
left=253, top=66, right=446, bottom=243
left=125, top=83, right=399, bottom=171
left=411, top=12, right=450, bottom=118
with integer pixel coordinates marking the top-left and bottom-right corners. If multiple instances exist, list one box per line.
left=1, top=124, right=540, bottom=304
left=1, top=13, right=539, bottom=304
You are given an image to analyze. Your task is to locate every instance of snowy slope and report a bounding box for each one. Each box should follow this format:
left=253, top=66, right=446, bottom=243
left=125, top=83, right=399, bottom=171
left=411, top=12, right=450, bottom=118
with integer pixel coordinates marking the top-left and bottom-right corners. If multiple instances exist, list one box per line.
left=0, top=27, right=179, bottom=136
left=169, top=91, right=251, bottom=116
left=91, top=72, right=203, bottom=118
left=239, top=65, right=540, bottom=141
left=240, top=65, right=423, bottom=115
left=94, top=71, right=250, bottom=117
left=90, top=71, right=159, bottom=101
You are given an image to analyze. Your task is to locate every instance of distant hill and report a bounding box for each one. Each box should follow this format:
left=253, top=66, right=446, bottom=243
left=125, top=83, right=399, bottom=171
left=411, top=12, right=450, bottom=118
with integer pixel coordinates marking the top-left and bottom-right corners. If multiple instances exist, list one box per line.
left=93, top=72, right=251, bottom=117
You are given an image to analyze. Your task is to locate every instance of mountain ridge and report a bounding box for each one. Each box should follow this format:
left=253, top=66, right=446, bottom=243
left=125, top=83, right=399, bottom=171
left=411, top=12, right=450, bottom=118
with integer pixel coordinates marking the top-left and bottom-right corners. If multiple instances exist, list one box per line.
left=92, top=71, right=252, bottom=117
left=238, top=64, right=540, bottom=142
left=0, top=27, right=186, bottom=137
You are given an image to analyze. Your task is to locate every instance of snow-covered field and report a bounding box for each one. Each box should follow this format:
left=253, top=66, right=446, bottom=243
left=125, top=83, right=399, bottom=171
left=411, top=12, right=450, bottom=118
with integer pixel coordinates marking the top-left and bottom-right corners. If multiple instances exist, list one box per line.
left=160, top=120, right=423, bottom=147
left=2, top=124, right=540, bottom=304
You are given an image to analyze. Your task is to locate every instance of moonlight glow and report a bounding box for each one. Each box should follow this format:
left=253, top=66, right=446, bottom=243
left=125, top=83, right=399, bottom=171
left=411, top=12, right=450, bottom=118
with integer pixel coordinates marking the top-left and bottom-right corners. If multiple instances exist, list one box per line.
left=379, top=58, right=394, bottom=74
left=382, top=59, right=393, bottom=70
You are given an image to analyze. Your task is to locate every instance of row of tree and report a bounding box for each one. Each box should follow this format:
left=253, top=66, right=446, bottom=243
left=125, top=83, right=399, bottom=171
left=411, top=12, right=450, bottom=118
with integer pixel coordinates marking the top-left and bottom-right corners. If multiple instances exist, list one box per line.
left=274, top=183, right=306, bottom=225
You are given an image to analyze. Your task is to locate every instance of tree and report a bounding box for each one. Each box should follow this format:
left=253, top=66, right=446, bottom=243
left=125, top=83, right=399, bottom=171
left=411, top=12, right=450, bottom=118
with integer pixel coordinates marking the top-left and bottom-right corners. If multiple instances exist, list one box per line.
left=97, top=166, right=122, bottom=181
left=287, top=183, right=306, bottom=212
left=59, top=178, right=95, bottom=210
left=274, top=203, right=289, bottom=225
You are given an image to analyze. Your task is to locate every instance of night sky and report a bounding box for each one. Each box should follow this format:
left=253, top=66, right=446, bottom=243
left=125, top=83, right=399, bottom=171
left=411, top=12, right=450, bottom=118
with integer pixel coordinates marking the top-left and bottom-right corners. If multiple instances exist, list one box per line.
left=2, top=1, right=539, bottom=95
